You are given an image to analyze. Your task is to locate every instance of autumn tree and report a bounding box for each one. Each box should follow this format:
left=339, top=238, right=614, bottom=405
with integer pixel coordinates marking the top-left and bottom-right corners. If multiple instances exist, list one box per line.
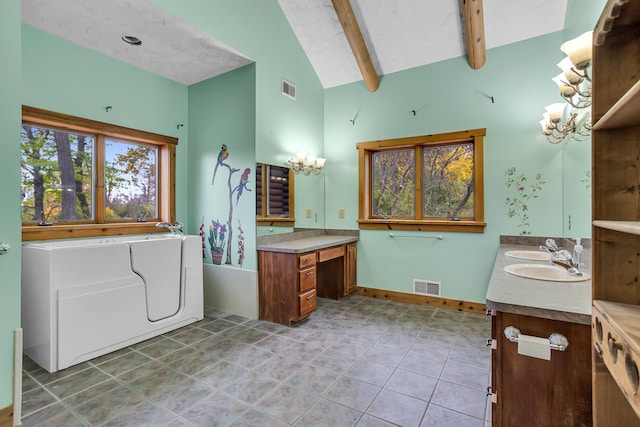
left=104, top=141, right=157, bottom=219
left=21, top=125, right=93, bottom=222
left=371, top=143, right=474, bottom=219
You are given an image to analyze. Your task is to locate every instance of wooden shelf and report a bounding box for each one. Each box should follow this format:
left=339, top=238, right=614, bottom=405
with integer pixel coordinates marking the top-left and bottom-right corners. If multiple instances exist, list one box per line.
left=593, top=300, right=640, bottom=420
left=594, top=300, right=640, bottom=357
left=591, top=1, right=640, bottom=424
left=593, top=220, right=640, bottom=235
left=593, top=80, right=640, bottom=130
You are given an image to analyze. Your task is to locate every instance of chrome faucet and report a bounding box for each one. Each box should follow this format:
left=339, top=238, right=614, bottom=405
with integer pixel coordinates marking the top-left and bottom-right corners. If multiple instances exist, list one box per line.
left=550, top=249, right=583, bottom=276
left=156, top=221, right=184, bottom=235
left=540, top=238, right=560, bottom=254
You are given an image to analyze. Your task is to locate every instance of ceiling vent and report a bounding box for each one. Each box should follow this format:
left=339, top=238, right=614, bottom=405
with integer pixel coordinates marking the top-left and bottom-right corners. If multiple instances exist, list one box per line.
left=413, top=279, right=441, bottom=297
left=282, top=79, right=296, bottom=100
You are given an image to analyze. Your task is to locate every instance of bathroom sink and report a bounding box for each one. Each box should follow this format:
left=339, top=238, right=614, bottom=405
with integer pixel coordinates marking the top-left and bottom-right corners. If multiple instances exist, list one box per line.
left=505, top=250, right=551, bottom=261
left=504, top=263, right=590, bottom=282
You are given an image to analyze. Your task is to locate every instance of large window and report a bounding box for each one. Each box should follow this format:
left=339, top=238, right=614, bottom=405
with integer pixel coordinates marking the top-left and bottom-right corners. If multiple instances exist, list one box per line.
left=21, top=106, right=177, bottom=241
left=357, top=129, right=486, bottom=233
left=256, top=163, right=294, bottom=227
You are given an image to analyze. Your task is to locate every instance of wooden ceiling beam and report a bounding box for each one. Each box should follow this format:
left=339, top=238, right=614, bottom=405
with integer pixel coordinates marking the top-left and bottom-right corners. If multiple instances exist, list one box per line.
left=331, top=0, right=380, bottom=92
left=461, top=0, right=486, bottom=69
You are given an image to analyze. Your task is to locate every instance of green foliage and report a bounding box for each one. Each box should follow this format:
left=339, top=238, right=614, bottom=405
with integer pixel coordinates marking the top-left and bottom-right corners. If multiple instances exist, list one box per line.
left=21, top=125, right=158, bottom=223
left=423, top=143, right=474, bottom=218
left=371, top=143, right=475, bottom=219
left=104, top=140, right=157, bottom=220
left=21, top=125, right=93, bottom=222
left=372, top=149, right=415, bottom=217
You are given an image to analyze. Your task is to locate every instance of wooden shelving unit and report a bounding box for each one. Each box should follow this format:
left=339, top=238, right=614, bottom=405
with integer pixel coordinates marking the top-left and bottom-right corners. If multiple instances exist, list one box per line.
left=592, top=221, right=640, bottom=235
left=591, top=1, right=640, bottom=425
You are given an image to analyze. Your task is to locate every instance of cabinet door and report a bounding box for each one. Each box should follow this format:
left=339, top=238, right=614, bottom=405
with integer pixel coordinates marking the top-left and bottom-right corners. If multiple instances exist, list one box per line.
left=494, top=311, right=591, bottom=427
left=344, top=243, right=357, bottom=295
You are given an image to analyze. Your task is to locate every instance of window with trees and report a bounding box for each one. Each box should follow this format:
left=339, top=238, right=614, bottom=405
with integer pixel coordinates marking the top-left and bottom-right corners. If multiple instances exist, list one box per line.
left=21, top=106, right=177, bottom=241
left=357, top=128, right=486, bottom=233
left=256, top=163, right=294, bottom=227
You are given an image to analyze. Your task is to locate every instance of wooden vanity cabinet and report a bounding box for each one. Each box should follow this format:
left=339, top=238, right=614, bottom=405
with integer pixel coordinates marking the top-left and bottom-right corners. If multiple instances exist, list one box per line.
left=491, top=311, right=592, bottom=427
left=258, top=250, right=317, bottom=326
left=258, top=242, right=357, bottom=326
left=591, top=1, right=640, bottom=425
left=345, top=242, right=357, bottom=295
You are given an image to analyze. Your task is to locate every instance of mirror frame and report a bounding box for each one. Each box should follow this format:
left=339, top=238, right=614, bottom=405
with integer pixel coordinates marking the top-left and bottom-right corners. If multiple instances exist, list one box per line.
left=256, top=163, right=295, bottom=227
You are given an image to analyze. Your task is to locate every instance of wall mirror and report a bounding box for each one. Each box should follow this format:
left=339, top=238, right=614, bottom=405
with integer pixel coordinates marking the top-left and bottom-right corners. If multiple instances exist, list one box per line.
left=256, top=163, right=294, bottom=227
left=562, top=140, right=591, bottom=238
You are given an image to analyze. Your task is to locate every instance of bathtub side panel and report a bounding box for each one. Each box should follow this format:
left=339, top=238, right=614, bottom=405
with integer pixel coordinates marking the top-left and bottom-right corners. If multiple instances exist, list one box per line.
left=57, top=278, right=147, bottom=369
left=182, top=236, right=204, bottom=320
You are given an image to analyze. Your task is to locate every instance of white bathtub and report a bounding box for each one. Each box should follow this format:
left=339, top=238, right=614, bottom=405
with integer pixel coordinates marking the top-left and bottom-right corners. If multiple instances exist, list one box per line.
left=21, top=234, right=203, bottom=372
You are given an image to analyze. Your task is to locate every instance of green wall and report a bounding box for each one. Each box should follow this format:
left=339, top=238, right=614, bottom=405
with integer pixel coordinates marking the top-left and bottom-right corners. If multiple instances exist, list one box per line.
left=0, top=0, right=21, bottom=410
left=188, top=65, right=258, bottom=269
left=151, top=0, right=326, bottom=229
left=0, top=0, right=606, bottom=410
left=21, top=25, right=190, bottom=226
left=323, top=29, right=592, bottom=302
left=320, top=0, right=604, bottom=302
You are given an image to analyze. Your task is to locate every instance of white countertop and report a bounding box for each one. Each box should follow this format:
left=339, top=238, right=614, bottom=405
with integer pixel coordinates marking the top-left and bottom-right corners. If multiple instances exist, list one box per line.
left=486, top=244, right=592, bottom=325
left=256, top=235, right=358, bottom=253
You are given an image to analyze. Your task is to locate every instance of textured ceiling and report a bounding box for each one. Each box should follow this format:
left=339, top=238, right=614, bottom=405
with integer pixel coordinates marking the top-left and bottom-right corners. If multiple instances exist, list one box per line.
left=21, top=0, right=568, bottom=88
left=21, top=0, right=253, bottom=85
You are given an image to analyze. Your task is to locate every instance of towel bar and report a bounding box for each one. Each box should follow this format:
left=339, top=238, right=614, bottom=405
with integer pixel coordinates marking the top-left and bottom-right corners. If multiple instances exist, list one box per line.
left=504, top=326, right=569, bottom=351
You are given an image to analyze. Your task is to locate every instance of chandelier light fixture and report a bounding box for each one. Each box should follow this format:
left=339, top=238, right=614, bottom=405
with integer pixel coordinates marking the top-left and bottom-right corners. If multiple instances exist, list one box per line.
left=288, top=152, right=326, bottom=175
left=540, top=31, right=592, bottom=144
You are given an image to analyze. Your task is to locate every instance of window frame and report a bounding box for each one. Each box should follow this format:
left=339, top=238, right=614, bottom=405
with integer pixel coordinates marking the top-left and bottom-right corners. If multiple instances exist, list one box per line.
left=256, top=163, right=295, bottom=227
left=21, top=105, right=177, bottom=241
left=357, top=128, right=486, bottom=233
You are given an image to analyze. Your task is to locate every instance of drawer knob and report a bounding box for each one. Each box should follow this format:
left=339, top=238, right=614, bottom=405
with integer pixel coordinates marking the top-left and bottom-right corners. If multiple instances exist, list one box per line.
left=306, top=294, right=314, bottom=300
left=306, top=271, right=314, bottom=276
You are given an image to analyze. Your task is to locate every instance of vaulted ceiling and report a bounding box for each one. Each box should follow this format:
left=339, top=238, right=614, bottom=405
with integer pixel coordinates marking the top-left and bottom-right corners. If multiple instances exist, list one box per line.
left=21, top=0, right=568, bottom=88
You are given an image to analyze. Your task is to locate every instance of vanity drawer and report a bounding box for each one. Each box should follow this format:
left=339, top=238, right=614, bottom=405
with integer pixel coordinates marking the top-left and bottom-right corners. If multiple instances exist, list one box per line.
left=318, top=245, right=345, bottom=262
left=299, top=289, right=316, bottom=317
left=299, top=266, right=316, bottom=292
left=298, top=252, right=316, bottom=269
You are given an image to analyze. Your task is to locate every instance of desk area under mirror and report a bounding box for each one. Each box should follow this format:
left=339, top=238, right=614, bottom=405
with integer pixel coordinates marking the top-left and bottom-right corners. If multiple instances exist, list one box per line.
left=256, top=229, right=358, bottom=326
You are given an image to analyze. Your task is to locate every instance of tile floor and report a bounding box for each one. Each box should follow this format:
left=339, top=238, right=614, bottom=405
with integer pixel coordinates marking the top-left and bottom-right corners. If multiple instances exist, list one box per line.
left=21, top=295, right=492, bottom=426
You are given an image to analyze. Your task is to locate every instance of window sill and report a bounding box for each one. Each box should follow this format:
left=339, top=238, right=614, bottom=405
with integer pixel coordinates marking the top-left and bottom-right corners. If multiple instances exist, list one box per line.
left=357, top=219, right=486, bottom=233
left=22, top=222, right=169, bottom=242
left=257, top=217, right=295, bottom=227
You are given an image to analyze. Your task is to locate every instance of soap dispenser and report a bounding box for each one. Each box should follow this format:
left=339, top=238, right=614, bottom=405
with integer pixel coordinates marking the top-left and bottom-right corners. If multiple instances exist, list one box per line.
left=573, top=238, right=583, bottom=267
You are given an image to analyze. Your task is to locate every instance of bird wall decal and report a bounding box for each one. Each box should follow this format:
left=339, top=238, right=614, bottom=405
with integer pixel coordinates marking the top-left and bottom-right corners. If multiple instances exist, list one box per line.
left=236, top=168, right=251, bottom=205
left=211, top=144, right=228, bottom=185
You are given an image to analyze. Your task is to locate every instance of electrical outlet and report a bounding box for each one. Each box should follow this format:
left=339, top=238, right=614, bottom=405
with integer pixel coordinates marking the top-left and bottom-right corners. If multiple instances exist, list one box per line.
left=338, top=208, right=345, bottom=219
left=306, top=209, right=312, bottom=218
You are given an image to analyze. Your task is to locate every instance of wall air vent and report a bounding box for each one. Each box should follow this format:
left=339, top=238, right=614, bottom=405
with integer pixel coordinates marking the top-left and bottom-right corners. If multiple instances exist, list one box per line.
left=413, top=279, right=441, bottom=297
left=282, top=79, right=296, bottom=100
